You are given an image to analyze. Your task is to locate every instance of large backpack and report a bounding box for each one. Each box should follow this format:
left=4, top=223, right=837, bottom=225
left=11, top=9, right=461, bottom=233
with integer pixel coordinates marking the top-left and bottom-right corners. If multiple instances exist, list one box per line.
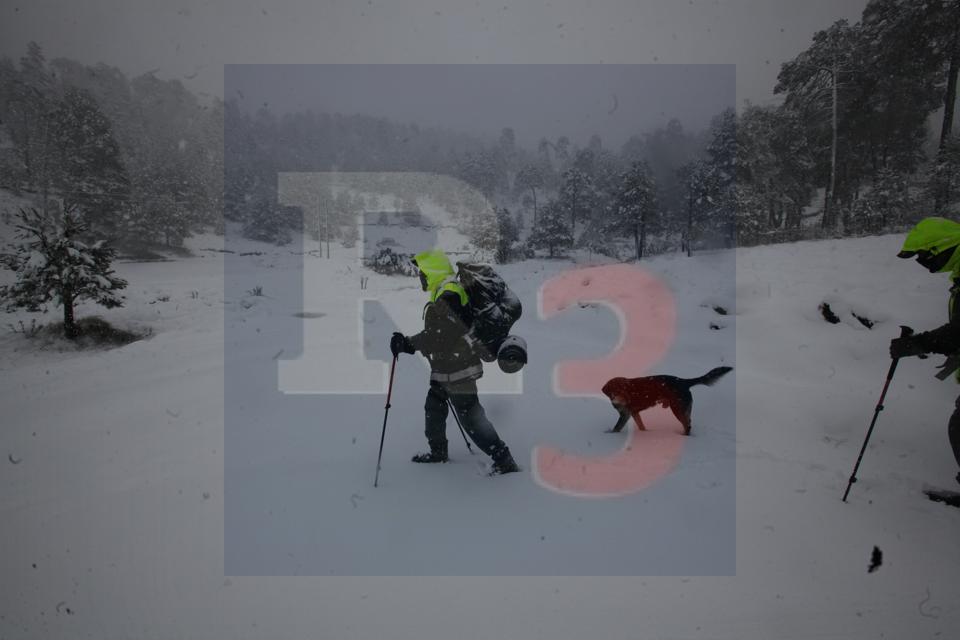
left=455, top=261, right=523, bottom=365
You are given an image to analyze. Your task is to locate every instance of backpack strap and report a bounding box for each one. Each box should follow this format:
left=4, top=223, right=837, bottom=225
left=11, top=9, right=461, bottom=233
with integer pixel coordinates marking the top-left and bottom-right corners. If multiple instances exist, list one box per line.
left=431, top=276, right=469, bottom=307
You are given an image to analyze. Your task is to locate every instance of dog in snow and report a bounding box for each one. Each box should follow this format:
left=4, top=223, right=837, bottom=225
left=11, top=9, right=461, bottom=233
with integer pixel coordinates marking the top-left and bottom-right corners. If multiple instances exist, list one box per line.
left=601, top=366, right=733, bottom=435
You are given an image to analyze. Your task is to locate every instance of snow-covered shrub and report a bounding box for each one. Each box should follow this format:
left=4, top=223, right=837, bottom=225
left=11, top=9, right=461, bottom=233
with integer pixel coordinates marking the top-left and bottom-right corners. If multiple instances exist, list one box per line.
left=20, top=316, right=148, bottom=350
left=367, top=247, right=416, bottom=276
left=7, top=318, right=43, bottom=337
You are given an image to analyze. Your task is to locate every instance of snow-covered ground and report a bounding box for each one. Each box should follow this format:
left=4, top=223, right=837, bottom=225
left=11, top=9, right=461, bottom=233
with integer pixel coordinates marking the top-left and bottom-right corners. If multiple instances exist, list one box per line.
left=1, top=213, right=959, bottom=636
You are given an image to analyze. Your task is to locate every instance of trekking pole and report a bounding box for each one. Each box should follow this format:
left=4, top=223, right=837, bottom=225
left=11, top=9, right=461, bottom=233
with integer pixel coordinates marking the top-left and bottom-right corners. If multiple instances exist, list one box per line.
left=374, top=355, right=399, bottom=488
left=447, top=399, right=476, bottom=455
left=842, top=326, right=914, bottom=502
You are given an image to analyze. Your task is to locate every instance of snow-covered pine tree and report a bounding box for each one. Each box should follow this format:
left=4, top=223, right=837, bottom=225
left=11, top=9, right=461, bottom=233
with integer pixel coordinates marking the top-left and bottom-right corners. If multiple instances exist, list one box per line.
left=467, top=208, right=500, bottom=260
left=52, top=87, right=130, bottom=238
left=7, top=42, right=57, bottom=197
left=576, top=209, right=617, bottom=258
left=686, top=109, right=738, bottom=249
left=676, top=161, right=700, bottom=256
left=847, top=167, right=911, bottom=234
left=558, top=167, right=594, bottom=236
left=734, top=183, right=767, bottom=246
left=224, top=99, right=257, bottom=224
left=590, top=150, right=625, bottom=212
left=611, top=161, right=658, bottom=261
left=514, top=163, right=545, bottom=226
left=927, top=135, right=960, bottom=214
left=0, top=207, right=127, bottom=339
left=494, top=206, right=519, bottom=264
left=527, top=200, right=572, bottom=258
left=554, top=136, right=571, bottom=169
left=457, top=150, right=502, bottom=199
left=242, top=192, right=292, bottom=245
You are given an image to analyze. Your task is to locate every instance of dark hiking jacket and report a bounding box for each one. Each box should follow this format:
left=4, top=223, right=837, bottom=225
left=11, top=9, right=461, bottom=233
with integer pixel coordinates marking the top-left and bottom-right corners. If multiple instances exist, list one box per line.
left=408, top=250, right=482, bottom=384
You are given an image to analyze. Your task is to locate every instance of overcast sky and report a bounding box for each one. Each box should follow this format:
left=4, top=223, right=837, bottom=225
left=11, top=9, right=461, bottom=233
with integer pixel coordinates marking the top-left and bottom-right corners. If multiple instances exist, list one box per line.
left=0, top=0, right=867, bottom=146
left=226, top=64, right=735, bottom=148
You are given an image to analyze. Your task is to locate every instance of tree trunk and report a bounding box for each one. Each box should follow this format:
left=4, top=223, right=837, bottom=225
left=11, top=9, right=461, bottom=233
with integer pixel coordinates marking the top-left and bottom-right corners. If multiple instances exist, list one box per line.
left=940, top=25, right=959, bottom=151
left=686, top=192, right=693, bottom=257
left=21, top=114, right=32, bottom=183
left=570, top=192, right=577, bottom=234
left=531, top=187, right=537, bottom=228
left=63, top=291, right=78, bottom=340
left=634, top=220, right=642, bottom=261
left=824, top=61, right=839, bottom=231
left=639, top=217, right=646, bottom=261
left=935, top=28, right=960, bottom=210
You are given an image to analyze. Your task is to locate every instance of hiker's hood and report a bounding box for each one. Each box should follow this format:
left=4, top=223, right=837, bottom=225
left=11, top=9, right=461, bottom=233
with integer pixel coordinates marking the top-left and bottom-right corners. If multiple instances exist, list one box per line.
left=413, top=249, right=455, bottom=293
left=899, top=217, right=960, bottom=277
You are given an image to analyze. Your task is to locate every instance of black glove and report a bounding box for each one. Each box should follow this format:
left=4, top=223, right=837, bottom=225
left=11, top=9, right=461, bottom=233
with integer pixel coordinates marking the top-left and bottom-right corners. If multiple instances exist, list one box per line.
left=890, top=335, right=926, bottom=359
left=390, top=332, right=415, bottom=357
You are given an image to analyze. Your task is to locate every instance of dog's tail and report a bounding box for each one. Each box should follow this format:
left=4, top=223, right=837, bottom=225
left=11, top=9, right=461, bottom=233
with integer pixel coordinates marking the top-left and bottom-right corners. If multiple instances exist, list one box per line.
left=687, top=366, right=733, bottom=388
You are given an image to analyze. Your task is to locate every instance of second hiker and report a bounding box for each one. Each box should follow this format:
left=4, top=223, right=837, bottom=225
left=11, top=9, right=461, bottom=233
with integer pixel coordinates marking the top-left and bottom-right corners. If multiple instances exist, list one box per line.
left=889, top=217, right=960, bottom=487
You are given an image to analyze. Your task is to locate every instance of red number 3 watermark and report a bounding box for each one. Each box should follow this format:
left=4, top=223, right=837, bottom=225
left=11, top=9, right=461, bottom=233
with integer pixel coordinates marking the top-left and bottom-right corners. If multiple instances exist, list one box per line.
left=533, top=264, right=683, bottom=498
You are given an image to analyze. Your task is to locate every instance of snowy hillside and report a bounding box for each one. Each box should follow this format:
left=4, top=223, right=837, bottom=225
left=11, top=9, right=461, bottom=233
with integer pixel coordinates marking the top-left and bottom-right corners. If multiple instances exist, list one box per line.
left=1, top=222, right=959, bottom=636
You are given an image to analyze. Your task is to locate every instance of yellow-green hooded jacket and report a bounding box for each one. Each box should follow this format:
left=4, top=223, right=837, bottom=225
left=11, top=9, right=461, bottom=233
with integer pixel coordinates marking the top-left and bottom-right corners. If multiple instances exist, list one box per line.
left=899, top=218, right=960, bottom=378
left=408, top=250, right=482, bottom=383
left=899, top=217, right=960, bottom=279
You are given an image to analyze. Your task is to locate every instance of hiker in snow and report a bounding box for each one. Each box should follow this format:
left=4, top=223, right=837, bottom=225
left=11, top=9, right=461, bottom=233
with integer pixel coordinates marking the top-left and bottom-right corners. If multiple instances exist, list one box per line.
left=390, top=249, right=520, bottom=475
left=889, top=217, right=960, bottom=486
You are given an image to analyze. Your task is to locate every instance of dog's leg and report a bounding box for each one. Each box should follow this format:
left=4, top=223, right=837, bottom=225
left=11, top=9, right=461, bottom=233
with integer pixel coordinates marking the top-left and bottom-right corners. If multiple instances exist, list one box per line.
left=670, top=389, right=694, bottom=435
left=680, top=411, right=692, bottom=435
left=632, top=411, right=646, bottom=431
left=606, top=402, right=631, bottom=433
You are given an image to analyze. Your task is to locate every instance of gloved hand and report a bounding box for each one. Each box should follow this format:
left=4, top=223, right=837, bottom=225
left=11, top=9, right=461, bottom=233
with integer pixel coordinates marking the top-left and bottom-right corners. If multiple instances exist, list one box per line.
left=390, top=332, right=415, bottom=357
left=890, top=335, right=926, bottom=359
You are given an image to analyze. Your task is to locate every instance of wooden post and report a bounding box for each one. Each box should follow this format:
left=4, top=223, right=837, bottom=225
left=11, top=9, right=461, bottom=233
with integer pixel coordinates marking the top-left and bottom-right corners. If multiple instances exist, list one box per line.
left=316, top=201, right=322, bottom=256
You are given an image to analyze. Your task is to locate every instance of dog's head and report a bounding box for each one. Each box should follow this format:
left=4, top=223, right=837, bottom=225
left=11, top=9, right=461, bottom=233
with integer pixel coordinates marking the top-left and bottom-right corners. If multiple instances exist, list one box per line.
left=601, top=377, right=625, bottom=400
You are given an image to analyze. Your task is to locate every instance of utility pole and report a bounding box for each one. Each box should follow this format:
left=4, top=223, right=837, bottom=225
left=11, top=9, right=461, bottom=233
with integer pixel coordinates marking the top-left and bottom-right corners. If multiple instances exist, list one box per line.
left=829, top=56, right=838, bottom=232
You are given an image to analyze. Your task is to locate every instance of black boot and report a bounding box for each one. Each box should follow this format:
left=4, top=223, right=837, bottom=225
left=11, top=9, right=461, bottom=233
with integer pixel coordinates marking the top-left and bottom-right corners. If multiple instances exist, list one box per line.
left=490, top=448, right=520, bottom=475
left=412, top=440, right=448, bottom=463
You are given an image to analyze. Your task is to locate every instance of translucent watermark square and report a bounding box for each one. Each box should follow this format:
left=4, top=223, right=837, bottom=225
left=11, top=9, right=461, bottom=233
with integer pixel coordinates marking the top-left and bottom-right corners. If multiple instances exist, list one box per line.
left=224, top=64, right=736, bottom=576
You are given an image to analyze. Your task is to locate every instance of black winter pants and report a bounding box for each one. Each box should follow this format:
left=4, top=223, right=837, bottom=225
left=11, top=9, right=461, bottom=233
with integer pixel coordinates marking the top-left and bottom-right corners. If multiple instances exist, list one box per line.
left=424, top=380, right=508, bottom=460
left=949, top=394, right=960, bottom=476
